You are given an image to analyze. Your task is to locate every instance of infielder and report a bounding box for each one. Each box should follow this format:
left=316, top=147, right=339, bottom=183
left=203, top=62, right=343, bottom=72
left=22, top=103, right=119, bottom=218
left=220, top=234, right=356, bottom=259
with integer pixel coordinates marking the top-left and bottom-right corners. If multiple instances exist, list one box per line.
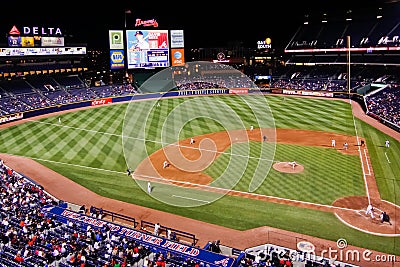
left=190, top=137, right=195, bottom=144
left=331, top=139, right=336, bottom=147
left=163, top=160, right=169, bottom=169
left=250, top=125, right=254, bottom=131
left=343, top=142, right=348, bottom=150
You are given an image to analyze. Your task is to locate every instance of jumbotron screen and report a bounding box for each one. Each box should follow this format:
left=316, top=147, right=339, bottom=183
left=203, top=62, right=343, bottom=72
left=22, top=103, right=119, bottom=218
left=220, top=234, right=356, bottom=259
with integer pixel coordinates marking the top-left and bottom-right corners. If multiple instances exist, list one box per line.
left=126, top=29, right=170, bottom=69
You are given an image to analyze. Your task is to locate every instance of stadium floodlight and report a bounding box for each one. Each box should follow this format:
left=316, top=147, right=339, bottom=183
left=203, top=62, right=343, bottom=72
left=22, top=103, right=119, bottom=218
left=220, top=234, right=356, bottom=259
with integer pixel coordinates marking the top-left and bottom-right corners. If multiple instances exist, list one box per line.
left=377, top=7, right=383, bottom=19
left=124, top=9, right=132, bottom=28
left=322, top=13, right=328, bottom=23
left=304, top=14, right=309, bottom=25
left=346, top=9, right=352, bottom=21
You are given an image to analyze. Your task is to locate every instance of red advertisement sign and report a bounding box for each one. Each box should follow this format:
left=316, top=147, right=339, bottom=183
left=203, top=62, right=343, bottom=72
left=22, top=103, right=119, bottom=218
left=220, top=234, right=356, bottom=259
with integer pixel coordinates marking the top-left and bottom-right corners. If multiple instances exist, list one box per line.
left=229, top=89, right=248, bottom=94
left=91, top=98, right=112, bottom=106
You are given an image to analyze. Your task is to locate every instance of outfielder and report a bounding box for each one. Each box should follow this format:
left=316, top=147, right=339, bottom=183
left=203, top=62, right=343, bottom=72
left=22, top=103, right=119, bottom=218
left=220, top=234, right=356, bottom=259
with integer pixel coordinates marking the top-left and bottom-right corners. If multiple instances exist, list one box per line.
left=147, top=181, right=151, bottom=194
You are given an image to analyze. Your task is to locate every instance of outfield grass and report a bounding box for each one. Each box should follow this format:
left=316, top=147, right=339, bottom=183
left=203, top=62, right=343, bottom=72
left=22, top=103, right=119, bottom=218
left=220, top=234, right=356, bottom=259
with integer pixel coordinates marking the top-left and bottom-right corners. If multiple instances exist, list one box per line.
left=0, top=94, right=399, bottom=255
left=205, top=142, right=365, bottom=205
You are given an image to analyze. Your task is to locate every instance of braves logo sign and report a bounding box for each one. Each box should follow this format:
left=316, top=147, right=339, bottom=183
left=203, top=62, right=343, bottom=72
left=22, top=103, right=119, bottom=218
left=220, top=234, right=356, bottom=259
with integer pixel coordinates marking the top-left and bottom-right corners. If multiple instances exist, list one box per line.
left=135, top=18, right=159, bottom=27
left=214, top=258, right=230, bottom=267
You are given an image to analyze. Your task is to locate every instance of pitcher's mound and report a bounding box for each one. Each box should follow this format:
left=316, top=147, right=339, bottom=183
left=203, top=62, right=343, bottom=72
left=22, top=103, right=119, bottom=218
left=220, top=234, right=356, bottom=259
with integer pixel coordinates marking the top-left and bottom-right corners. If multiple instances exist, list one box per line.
left=273, top=162, right=304, bottom=173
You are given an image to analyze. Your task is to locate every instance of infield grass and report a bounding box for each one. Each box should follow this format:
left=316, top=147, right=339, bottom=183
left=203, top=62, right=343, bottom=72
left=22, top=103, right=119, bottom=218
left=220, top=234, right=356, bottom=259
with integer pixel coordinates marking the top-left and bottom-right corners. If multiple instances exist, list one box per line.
left=0, top=94, right=399, bottom=255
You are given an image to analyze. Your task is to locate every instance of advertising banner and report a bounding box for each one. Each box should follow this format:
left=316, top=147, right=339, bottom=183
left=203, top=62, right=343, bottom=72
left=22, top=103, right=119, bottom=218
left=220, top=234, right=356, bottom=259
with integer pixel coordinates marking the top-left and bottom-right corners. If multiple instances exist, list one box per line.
left=42, top=205, right=235, bottom=267
left=91, top=98, right=112, bottom=106
left=109, top=30, right=124, bottom=50
left=171, top=48, right=185, bottom=66
left=110, top=50, right=125, bottom=70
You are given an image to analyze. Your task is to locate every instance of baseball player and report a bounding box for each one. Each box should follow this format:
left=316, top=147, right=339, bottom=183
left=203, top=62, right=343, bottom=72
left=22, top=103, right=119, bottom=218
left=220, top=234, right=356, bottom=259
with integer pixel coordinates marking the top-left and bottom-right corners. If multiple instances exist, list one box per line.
left=250, top=125, right=254, bottom=131
left=385, top=140, right=390, bottom=148
left=147, top=181, right=151, bottom=194
left=190, top=137, right=195, bottom=144
left=163, top=160, right=169, bottom=169
left=343, top=142, right=348, bottom=150
left=331, top=139, right=336, bottom=147
left=288, top=161, right=297, bottom=169
left=365, top=203, right=374, bottom=219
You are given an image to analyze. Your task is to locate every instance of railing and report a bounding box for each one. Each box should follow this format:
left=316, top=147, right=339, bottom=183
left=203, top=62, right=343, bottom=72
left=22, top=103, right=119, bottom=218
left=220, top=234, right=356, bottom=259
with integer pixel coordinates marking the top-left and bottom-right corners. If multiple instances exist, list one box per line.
left=141, top=220, right=198, bottom=246
left=91, top=206, right=139, bottom=228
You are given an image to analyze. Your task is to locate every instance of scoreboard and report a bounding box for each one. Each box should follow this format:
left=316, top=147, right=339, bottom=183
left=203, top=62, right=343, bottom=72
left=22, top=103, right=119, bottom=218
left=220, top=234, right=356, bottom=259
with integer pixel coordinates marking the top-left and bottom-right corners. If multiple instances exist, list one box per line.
left=125, top=29, right=170, bottom=69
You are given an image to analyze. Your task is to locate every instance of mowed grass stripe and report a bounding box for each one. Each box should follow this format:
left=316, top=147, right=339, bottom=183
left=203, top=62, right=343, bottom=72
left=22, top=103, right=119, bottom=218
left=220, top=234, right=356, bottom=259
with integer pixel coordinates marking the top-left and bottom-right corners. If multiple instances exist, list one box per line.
left=205, top=142, right=365, bottom=205
left=268, top=97, right=355, bottom=134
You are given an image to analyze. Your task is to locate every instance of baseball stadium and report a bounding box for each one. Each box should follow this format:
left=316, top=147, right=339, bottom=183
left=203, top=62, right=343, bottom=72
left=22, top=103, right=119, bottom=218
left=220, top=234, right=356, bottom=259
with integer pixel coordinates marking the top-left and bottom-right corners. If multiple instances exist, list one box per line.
left=0, top=3, right=400, bottom=267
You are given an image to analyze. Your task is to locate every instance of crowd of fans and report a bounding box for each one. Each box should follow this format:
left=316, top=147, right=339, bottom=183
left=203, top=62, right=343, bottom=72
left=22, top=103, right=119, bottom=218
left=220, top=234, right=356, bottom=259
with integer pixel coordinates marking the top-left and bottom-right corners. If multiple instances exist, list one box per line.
left=365, top=84, right=400, bottom=127
left=0, top=76, right=137, bottom=116
left=0, top=159, right=203, bottom=267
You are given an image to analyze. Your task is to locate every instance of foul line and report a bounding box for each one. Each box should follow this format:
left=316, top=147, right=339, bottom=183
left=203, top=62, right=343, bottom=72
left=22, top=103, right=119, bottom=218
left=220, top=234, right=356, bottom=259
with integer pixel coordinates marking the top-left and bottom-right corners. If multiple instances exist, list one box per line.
left=6, top=154, right=125, bottom=175
left=363, top=149, right=371, bottom=175
left=350, top=102, right=371, bottom=204
left=385, top=152, right=391, bottom=164
left=133, top=173, right=357, bottom=213
left=334, top=213, right=400, bottom=237
left=172, top=195, right=211, bottom=203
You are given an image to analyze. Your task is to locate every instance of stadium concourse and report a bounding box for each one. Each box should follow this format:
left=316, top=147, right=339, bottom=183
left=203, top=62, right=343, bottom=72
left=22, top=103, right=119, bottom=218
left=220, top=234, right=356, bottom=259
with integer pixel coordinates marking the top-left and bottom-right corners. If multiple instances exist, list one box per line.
left=1, top=95, right=400, bottom=267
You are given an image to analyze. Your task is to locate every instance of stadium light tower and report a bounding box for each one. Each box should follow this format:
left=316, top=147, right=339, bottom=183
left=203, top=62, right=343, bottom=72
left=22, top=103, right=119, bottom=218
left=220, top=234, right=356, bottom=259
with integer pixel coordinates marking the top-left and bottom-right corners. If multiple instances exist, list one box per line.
left=321, top=13, right=328, bottom=23
left=346, top=9, right=352, bottom=21
left=376, top=7, right=383, bottom=19
left=124, top=9, right=132, bottom=29
left=346, top=35, right=351, bottom=98
left=304, top=14, right=309, bottom=25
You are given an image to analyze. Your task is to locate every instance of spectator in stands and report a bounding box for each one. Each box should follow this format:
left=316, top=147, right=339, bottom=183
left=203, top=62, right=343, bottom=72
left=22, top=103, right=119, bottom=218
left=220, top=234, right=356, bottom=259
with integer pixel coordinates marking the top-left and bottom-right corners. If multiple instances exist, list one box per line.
left=97, top=207, right=104, bottom=219
left=167, top=228, right=171, bottom=239
left=209, top=240, right=221, bottom=253
left=14, top=252, right=24, bottom=263
left=79, top=204, right=86, bottom=214
left=170, top=231, right=177, bottom=241
left=154, top=222, right=161, bottom=236
left=143, top=256, right=150, bottom=267
left=89, top=205, right=96, bottom=217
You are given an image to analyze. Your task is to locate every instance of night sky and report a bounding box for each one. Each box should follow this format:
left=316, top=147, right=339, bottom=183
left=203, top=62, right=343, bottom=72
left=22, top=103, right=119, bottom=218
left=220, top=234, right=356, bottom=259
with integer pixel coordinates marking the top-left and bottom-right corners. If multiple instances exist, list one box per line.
left=0, top=0, right=395, bottom=52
